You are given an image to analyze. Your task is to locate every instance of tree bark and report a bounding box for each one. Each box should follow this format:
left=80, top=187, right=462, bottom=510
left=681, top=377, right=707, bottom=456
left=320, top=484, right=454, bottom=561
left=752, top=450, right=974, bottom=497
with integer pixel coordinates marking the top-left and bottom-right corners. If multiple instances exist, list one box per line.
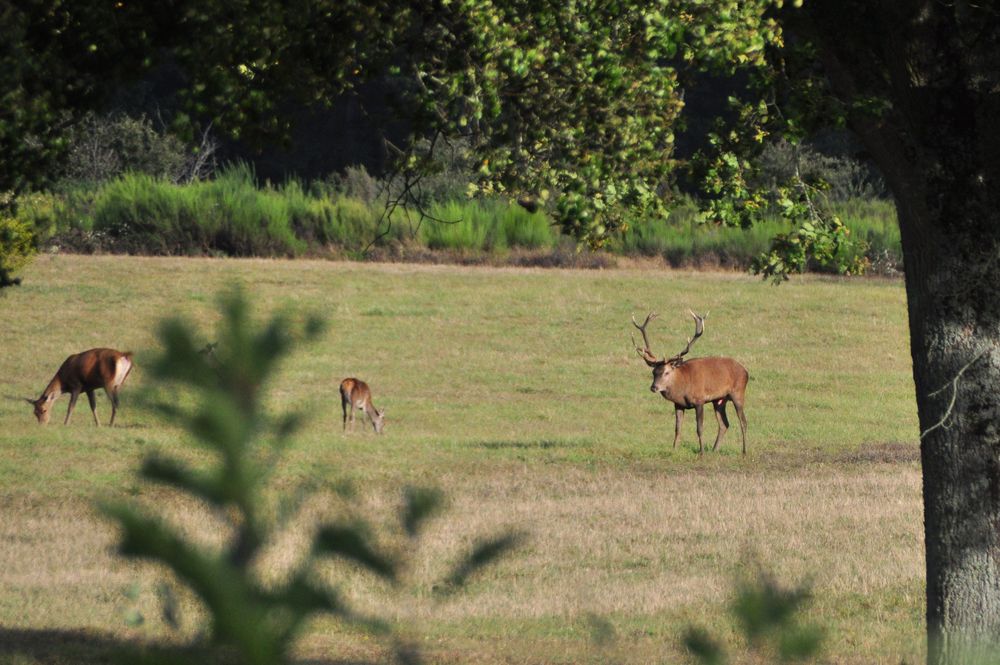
left=801, top=2, right=1000, bottom=662
left=901, top=182, right=1000, bottom=665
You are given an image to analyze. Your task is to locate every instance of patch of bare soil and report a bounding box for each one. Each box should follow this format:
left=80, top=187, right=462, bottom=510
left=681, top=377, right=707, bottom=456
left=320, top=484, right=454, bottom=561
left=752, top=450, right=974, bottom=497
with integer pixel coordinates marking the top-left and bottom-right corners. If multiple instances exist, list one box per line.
left=834, top=442, right=920, bottom=465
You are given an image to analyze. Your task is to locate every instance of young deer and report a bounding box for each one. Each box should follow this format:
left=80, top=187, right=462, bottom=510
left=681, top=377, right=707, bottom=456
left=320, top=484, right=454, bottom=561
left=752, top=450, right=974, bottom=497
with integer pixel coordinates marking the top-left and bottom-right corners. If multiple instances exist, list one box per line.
left=26, top=348, right=134, bottom=426
left=339, top=378, right=385, bottom=434
left=632, top=311, right=748, bottom=454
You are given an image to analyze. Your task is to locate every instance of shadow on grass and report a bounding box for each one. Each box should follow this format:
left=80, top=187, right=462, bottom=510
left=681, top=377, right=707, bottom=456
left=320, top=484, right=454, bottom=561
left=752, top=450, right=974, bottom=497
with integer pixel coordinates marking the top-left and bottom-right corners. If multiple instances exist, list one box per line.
left=0, top=627, right=130, bottom=665
left=0, top=628, right=373, bottom=665
left=476, top=440, right=579, bottom=450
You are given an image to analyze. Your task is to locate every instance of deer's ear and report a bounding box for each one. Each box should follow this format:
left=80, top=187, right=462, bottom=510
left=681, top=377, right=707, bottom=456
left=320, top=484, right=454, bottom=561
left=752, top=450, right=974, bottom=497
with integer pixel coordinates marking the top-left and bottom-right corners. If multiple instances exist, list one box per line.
left=24, top=397, right=36, bottom=406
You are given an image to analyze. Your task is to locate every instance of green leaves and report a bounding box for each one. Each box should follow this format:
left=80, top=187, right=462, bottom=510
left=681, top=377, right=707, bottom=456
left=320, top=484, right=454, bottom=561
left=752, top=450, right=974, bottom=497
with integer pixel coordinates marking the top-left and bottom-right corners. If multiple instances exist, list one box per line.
left=102, top=288, right=520, bottom=664
left=441, top=532, right=524, bottom=592
left=0, top=212, right=36, bottom=289
left=684, top=570, right=825, bottom=664
left=3, top=0, right=856, bottom=280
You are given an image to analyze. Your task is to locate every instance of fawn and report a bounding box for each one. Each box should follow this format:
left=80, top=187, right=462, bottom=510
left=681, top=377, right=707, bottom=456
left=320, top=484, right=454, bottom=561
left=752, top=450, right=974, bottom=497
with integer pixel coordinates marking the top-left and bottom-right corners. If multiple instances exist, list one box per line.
left=339, top=377, right=385, bottom=434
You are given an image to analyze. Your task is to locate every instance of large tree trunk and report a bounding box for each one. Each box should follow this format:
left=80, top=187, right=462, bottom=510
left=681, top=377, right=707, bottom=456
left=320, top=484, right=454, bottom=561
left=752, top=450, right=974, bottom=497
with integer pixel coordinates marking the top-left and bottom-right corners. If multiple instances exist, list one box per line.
left=801, top=2, right=1000, bottom=662
left=899, top=185, right=1000, bottom=664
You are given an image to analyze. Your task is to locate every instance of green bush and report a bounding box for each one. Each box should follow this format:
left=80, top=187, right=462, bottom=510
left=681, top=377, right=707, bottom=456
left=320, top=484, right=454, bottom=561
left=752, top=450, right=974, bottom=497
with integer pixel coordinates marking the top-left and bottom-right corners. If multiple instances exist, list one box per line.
left=64, top=112, right=196, bottom=184
left=0, top=212, right=36, bottom=288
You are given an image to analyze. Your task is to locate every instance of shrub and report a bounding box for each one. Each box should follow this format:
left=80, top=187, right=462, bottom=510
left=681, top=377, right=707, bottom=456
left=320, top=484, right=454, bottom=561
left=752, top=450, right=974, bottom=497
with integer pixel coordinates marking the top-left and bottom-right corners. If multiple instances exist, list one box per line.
left=755, top=139, right=887, bottom=202
left=64, top=113, right=196, bottom=184
left=328, top=164, right=381, bottom=205
left=0, top=211, right=35, bottom=288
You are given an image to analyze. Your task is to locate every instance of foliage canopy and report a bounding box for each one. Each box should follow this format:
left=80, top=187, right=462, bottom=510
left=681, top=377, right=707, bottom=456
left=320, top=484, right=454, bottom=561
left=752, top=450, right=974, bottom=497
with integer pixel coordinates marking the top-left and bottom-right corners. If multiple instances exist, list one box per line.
left=2, top=0, right=853, bottom=276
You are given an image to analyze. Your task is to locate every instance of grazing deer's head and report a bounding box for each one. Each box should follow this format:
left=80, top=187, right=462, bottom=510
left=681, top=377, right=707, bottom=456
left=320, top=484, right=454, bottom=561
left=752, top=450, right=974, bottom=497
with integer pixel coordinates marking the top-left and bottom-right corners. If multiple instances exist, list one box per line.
left=371, top=407, right=385, bottom=434
left=25, top=395, right=55, bottom=424
left=631, top=310, right=705, bottom=393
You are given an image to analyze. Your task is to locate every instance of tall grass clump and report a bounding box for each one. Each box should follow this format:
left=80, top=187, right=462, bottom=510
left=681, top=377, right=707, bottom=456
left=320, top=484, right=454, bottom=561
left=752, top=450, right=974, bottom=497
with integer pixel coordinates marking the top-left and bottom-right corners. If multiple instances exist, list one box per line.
left=615, top=203, right=780, bottom=267
left=419, top=200, right=494, bottom=251
left=203, top=165, right=305, bottom=256
left=419, top=200, right=554, bottom=251
left=90, top=165, right=337, bottom=256
left=498, top=203, right=556, bottom=248
left=833, top=198, right=900, bottom=261
left=93, top=173, right=208, bottom=254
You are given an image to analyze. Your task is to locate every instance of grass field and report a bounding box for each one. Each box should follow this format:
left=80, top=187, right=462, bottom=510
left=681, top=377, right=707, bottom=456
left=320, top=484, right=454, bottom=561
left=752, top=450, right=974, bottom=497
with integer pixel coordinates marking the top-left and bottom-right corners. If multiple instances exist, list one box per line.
left=0, top=255, right=922, bottom=664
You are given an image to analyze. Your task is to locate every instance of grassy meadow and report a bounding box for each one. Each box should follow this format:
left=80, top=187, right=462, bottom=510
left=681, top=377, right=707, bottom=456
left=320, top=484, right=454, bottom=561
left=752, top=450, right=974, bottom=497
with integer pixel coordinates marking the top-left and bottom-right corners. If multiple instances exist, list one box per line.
left=0, top=255, right=922, bottom=664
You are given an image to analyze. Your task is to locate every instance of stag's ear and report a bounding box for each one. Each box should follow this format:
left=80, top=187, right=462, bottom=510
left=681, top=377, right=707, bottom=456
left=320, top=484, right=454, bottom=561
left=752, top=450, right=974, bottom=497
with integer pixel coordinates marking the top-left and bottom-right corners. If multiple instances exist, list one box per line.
left=24, top=397, right=36, bottom=406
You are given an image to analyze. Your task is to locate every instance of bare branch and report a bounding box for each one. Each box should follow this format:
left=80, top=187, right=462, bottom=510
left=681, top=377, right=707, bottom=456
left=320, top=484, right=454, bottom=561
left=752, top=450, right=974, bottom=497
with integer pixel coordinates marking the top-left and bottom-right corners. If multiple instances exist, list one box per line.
left=920, top=347, right=990, bottom=441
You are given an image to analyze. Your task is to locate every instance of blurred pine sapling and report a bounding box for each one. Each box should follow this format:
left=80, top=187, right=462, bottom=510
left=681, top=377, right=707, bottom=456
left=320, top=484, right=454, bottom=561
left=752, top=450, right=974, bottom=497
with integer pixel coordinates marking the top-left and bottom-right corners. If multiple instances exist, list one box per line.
left=101, top=288, right=520, bottom=664
left=683, top=570, right=824, bottom=664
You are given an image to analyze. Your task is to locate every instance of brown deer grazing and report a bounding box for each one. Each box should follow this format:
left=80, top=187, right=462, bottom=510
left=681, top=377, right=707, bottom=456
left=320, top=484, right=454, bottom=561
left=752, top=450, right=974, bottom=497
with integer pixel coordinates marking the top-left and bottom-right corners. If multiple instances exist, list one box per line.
left=26, top=348, right=134, bottom=426
left=632, top=311, right=748, bottom=454
left=339, top=378, right=385, bottom=434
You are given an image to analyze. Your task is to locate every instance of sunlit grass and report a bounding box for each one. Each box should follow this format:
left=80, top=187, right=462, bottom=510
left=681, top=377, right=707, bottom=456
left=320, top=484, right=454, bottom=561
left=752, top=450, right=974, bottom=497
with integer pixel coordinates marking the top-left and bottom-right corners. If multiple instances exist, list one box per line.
left=0, top=255, right=922, bottom=664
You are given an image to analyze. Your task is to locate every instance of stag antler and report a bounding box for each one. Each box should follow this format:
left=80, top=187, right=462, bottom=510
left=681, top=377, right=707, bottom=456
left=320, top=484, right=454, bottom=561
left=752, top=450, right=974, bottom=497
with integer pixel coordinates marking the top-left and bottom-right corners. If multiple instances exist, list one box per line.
left=672, top=310, right=707, bottom=360
left=631, top=312, right=662, bottom=365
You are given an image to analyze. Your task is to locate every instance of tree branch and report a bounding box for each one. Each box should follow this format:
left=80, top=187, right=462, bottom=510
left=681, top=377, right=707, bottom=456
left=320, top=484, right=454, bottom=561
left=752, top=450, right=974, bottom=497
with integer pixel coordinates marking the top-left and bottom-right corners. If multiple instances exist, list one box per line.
left=919, top=347, right=990, bottom=441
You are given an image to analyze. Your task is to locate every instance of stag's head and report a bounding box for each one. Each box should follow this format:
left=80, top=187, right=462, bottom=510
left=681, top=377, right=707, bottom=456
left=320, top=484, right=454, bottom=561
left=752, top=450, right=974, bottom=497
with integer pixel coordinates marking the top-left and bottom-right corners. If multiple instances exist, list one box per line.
left=631, top=311, right=706, bottom=393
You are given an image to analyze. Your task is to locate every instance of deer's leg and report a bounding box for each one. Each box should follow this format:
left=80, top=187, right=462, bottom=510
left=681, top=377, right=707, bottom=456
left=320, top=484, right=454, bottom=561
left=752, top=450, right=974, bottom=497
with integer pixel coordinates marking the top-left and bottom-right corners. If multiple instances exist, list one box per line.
left=694, top=403, right=705, bottom=455
left=106, top=386, right=120, bottom=427
left=712, top=400, right=729, bottom=451
left=341, top=397, right=349, bottom=432
left=732, top=398, right=748, bottom=455
left=672, top=407, right=684, bottom=448
left=64, top=391, right=80, bottom=425
left=86, top=390, right=100, bottom=426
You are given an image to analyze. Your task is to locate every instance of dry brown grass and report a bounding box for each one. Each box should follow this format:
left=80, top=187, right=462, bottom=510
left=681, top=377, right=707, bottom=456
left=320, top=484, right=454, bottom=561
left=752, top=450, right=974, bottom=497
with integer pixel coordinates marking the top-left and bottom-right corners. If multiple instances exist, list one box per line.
left=1, top=460, right=923, bottom=664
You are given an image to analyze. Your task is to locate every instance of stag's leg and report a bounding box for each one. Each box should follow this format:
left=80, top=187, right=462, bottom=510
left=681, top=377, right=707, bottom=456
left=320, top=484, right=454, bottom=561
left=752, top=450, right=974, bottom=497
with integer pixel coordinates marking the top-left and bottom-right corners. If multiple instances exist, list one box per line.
left=64, top=390, right=80, bottom=425
left=672, top=407, right=685, bottom=448
left=732, top=398, right=748, bottom=455
left=86, top=390, right=100, bottom=426
left=694, top=402, right=705, bottom=455
left=341, top=396, right=349, bottom=432
left=712, top=400, right=730, bottom=451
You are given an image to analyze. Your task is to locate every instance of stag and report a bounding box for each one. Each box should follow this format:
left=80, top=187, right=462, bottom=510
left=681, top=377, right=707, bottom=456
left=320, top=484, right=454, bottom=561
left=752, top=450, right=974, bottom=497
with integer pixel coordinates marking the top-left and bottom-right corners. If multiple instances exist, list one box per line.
left=632, top=311, right=748, bottom=454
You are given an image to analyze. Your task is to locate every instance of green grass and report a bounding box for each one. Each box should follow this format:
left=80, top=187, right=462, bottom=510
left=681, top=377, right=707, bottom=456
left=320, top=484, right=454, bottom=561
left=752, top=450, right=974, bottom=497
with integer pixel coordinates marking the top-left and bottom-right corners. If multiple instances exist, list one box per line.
left=0, top=255, right=922, bottom=664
